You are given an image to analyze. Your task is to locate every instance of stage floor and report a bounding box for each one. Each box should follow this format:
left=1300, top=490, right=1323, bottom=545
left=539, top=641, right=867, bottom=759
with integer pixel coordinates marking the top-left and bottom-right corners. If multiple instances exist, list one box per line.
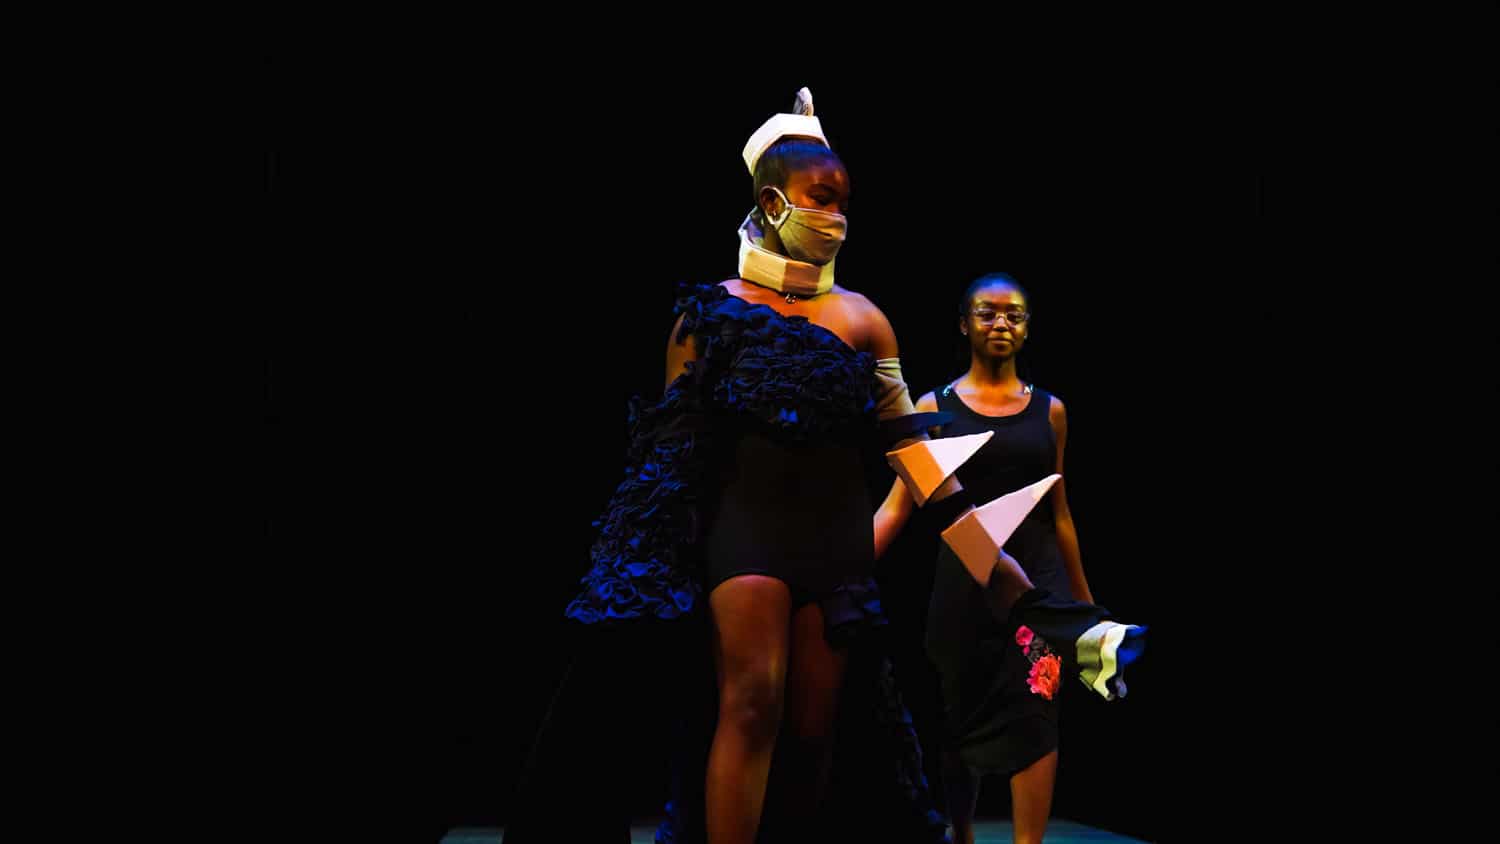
left=444, top=819, right=1150, bottom=843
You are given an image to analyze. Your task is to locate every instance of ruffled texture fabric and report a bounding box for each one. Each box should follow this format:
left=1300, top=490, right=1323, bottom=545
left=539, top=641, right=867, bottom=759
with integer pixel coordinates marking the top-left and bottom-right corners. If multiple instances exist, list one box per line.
left=566, top=282, right=878, bottom=624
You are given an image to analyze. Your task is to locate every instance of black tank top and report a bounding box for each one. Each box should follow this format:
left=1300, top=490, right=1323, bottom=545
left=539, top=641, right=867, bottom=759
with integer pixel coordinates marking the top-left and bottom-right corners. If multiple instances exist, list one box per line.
left=933, top=382, right=1069, bottom=595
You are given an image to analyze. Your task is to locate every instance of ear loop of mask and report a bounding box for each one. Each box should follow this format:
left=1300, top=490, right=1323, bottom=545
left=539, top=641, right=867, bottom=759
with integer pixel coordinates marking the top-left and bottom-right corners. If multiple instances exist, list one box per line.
left=765, top=186, right=793, bottom=227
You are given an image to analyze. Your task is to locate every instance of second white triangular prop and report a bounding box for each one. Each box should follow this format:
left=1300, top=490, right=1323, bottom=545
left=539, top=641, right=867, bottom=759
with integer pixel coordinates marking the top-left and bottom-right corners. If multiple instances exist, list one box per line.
left=941, top=474, right=1062, bottom=585
left=885, top=432, right=994, bottom=507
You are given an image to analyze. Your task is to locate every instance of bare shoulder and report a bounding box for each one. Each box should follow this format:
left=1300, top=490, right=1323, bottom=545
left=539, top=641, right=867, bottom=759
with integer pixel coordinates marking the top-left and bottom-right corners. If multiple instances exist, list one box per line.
left=837, top=288, right=898, bottom=353
left=833, top=285, right=878, bottom=313
left=914, top=390, right=939, bottom=412
left=1047, top=392, right=1067, bottom=429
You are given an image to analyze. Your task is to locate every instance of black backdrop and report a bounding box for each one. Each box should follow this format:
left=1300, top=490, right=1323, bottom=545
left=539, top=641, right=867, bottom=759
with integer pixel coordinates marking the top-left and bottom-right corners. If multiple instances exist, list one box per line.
left=276, top=43, right=1307, bottom=842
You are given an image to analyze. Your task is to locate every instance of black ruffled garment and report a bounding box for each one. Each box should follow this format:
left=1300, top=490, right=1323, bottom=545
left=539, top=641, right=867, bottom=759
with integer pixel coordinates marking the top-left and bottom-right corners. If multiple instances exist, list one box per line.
left=566, top=282, right=883, bottom=629
left=555, top=283, right=948, bottom=843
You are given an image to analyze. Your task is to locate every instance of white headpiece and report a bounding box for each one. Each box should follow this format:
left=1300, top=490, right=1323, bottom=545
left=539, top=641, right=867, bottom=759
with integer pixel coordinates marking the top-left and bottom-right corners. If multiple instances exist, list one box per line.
left=741, top=87, right=828, bottom=175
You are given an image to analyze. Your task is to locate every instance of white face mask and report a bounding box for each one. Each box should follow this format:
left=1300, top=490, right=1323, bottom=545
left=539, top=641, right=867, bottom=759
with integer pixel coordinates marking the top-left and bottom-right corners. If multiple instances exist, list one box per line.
left=765, top=187, right=847, bottom=266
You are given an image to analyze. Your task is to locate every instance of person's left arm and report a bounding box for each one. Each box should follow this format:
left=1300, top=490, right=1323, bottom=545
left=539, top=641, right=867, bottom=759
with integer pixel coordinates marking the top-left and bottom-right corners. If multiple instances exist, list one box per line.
left=1049, top=395, right=1094, bottom=604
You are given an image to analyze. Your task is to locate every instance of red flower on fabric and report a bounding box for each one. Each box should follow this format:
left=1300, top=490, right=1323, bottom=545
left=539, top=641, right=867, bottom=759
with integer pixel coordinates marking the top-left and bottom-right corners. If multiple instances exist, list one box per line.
left=1015, top=626, right=1035, bottom=647
left=1027, top=654, right=1061, bottom=700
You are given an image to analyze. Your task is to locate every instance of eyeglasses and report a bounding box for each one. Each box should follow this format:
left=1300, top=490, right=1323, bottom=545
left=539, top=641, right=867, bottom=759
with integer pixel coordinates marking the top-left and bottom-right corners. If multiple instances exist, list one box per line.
left=969, top=308, right=1030, bottom=327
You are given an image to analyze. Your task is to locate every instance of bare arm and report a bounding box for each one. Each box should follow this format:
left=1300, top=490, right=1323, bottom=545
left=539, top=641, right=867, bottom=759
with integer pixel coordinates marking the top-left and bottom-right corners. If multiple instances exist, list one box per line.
left=1049, top=396, right=1094, bottom=603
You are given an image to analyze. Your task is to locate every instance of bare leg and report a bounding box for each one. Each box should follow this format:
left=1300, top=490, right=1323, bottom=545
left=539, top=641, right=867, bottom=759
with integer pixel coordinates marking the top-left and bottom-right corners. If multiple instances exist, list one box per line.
left=763, top=600, right=848, bottom=842
left=706, top=575, right=792, bottom=844
left=1008, top=750, right=1057, bottom=844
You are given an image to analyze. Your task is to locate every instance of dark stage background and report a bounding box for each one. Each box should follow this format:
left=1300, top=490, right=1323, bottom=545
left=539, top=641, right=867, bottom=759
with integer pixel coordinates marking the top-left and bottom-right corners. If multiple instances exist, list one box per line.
left=278, top=50, right=1292, bottom=842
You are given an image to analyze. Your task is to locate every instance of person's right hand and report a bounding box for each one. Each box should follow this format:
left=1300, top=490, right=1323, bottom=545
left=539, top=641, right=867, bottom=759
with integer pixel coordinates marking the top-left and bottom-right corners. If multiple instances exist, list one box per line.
left=996, top=548, right=1021, bottom=573
left=947, top=537, right=1017, bottom=588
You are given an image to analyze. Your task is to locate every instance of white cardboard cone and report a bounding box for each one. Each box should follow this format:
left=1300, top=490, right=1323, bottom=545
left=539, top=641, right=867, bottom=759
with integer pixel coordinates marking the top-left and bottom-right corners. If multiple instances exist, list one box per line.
left=885, top=432, right=993, bottom=506
left=941, top=474, right=1062, bottom=584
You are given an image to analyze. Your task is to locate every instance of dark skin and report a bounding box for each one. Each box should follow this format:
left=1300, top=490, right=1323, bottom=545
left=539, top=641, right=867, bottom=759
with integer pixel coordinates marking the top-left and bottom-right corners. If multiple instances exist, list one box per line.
left=872, top=280, right=1092, bottom=844
left=666, top=157, right=866, bottom=377
left=666, top=159, right=1035, bottom=844
left=666, top=157, right=878, bottom=844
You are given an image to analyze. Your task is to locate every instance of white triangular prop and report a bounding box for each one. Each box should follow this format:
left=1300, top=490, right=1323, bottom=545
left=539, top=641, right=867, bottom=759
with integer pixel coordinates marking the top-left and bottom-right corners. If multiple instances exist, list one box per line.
left=940, top=474, right=1062, bottom=585
left=885, top=432, right=993, bottom=507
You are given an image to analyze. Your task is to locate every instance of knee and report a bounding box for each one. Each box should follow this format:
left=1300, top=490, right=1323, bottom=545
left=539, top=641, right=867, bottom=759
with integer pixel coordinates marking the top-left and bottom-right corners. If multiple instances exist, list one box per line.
left=719, top=675, right=784, bottom=747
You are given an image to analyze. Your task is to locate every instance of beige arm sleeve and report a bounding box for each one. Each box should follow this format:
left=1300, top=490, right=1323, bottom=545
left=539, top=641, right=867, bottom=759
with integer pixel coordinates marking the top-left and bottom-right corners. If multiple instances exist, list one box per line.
left=875, top=357, right=915, bottom=420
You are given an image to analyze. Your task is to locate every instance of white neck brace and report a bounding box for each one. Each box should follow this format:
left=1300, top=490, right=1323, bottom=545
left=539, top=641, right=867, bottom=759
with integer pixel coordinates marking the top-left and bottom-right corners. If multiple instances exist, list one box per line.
left=736, top=212, right=835, bottom=298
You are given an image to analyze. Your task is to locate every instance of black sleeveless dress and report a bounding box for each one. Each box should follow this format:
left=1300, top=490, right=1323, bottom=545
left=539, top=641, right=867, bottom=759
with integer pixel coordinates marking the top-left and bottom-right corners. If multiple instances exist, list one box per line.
left=926, top=382, right=1074, bottom=778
